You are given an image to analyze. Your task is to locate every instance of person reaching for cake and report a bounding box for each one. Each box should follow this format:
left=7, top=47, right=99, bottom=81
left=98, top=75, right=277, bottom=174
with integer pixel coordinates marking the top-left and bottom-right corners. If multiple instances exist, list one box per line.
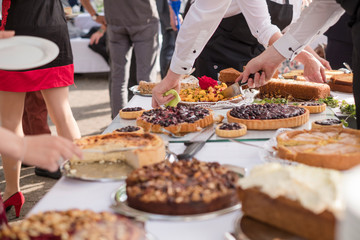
left=240, top=0, right=359, bottom=129
left=152, top=0, right=330, bottom=108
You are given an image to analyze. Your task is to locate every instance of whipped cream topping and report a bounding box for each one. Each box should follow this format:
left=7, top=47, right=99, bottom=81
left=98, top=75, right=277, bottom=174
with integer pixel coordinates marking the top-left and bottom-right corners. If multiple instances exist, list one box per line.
left=238, top=163, right=344, bottom=217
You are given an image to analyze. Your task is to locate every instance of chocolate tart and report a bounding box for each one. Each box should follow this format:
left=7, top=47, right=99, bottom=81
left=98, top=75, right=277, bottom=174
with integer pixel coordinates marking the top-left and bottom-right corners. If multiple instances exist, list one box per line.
left=0, top=209, right=146, bottom=240
left=136, top=106, right=214, bottom=133
left=126, top=159, right=239, bottom=215
left=312, top=119, right=343, bottom=129
left=70, top=132, right=165, bottom=169
left=216, top=123, right=247, bottom=138
left=114, top=126, right=144, bottom=133
left=227, top=103, right=309, bottom=130
left=119, top=107, right=145, bottom=120
left=299, top=102, right=326, bottom=113
left=276, top=128, right=360, bottom=170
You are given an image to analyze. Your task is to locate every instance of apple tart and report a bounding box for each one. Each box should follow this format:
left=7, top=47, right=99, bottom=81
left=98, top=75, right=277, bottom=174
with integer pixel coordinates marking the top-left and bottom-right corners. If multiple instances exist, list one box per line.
left=276, top=128, right=360, bottom=170
left=227, top=103, right=309, bottom=130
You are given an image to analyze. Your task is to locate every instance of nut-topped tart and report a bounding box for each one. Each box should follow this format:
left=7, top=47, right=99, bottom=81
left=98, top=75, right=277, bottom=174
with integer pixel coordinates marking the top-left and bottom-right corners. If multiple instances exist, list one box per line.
left=70, top=132, right=165, bottom=169
left=126, top=159, right=239, bottom=215
left=136, top=105, right=214, bottom=133
left=227, top=103, right=309, bottom=130
left=119, top=107, right=145, bottom=119
left=299, top=102, right=326, bottom=113
left=216, top=122, right=247, bottom=138
left=0, top=209, right=146, bottom=240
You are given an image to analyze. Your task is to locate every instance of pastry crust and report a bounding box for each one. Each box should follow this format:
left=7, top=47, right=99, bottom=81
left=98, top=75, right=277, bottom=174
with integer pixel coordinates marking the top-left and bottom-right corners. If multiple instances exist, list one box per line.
left=113, top=126, right=144, bottom=134
left=312, top=121, right=343, bottom=129
left=215, top=123, right=247, bottom=138
left=70, top=132, right=165, bottom=169
left=238, top=187, right=335, bottom=240
left=136, top=107, right=214, bottom=134
left=299, top=102, right=326, bottom=113
left=119, top=109, right=145, bottom=119
left=227, top=108, right=309, bottom=130
left=276, top=128, right=360, bottom=170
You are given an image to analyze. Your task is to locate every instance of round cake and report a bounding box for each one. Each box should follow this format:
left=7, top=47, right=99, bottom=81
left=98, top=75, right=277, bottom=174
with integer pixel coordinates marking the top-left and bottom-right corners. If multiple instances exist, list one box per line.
left=276, top=128, right=360, bottom=170
left=299, top=102, right=326, bottom=113
left=136, top=105, right=214, bottom=133
left=0, top=209, right=146, bottom=240
left=119, top=107, right=145, bottom=120
left=114, top=126, right=144, bottom=133
left=312, top=119, right=343, bottom=129
left=216, top=122, right=247, bottom=138
left=126, top=159, right=239, bottom=215
left=227, top=103, right=309, bottom=130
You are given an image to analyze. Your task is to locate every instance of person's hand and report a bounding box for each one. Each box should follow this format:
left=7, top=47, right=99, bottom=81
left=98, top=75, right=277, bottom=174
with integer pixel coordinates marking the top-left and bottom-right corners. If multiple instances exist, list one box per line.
left=317, top=57, right=331, bottom=70
left=21, top=135, right=82, bottom=172
left=89, top=30, right=104, bottom=45
left=152, top=70, right=181, bottom=108
left=169, top=4, right=183, bottom=31
left=302, top=56, right=327, bottom=83
left=0, top=30, right=15, bottom=39
left=95, top=15, right=106, bottom=26
left=239, top=46, right=285, bottom=88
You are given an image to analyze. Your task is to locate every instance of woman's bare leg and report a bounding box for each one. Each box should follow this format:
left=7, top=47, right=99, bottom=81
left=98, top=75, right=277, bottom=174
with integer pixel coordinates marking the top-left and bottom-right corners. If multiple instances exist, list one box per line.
left=0, top=91, right=26, bottom=200
left=41, top=87, right=81, bottom=140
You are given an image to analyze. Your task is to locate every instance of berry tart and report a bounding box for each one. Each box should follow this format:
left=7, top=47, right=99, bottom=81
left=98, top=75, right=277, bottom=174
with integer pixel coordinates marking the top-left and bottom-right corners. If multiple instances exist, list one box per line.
left=136, top=106, right=214, bottom=133
left=216, top=122, right=247, bottom=138
left=227, top=103, right=309, bottom=130
left=276, top=128, right=360, bottom=170
left=312, top=119, right=343, bottom=129
left=70, top=132, right=165, bottom=169
left=126, top=158, right=239, bottom=215
left=299, top=102, right=326, bottom=113
left=119, top=107, right=145, bottom=120
left=114, top=126, right=144, bottom=133
left=0, top=209, right=146, bottom=240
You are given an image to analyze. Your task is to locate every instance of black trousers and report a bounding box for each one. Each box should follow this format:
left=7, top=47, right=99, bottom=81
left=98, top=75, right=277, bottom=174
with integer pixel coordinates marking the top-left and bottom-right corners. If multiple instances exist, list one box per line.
left=352, top=21, right=360, bottom=129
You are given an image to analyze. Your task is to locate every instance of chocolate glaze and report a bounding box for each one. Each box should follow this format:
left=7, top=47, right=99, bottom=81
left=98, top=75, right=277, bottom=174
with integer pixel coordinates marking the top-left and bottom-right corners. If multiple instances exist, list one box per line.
left=141, top=106, right=210, bottom=127
left=315, top=119, right=342, bottom=125
left=219, top=123, right=242, bottom=130
left=121, top=107, right=143, bottom=112
left=230, top=103, right=305, bottom=120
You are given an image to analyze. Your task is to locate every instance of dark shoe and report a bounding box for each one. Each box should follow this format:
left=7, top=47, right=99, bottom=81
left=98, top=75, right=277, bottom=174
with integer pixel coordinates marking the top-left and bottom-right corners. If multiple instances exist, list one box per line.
left=35, top=167, right=61, bottom=179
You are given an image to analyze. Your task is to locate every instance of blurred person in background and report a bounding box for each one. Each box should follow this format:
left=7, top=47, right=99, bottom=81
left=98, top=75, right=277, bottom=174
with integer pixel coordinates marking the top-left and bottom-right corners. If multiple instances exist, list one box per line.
left=0, top=0, right=81, bottom=217
left=81, top=0, right=159, bottom=119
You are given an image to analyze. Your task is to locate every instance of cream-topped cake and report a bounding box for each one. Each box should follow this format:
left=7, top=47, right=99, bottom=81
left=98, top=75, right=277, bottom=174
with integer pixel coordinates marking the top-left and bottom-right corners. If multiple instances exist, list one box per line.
left=237, top=163, right=343, bottom=240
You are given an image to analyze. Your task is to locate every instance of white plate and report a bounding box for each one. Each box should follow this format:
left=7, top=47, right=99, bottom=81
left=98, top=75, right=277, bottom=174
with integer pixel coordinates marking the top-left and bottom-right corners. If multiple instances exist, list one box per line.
left=129, top=85, right=152, bottom=97
left=0, top=36, right=59, bottom=70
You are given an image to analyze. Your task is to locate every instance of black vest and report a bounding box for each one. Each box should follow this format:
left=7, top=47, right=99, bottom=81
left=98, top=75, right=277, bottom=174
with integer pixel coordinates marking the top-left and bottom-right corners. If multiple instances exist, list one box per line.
left=336, top=0, right=360, bottom=25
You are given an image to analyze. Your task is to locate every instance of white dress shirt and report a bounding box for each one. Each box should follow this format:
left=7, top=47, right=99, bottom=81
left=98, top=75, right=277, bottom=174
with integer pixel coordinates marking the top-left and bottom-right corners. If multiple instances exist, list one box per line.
left=170, top=0, right=302, bottom=75
left=273, top=0, right=345, bottom=60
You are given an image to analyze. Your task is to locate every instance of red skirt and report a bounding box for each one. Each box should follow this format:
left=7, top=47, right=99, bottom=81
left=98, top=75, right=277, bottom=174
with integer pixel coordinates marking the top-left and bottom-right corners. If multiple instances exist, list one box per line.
left=0, top=0, right=74, bottom=92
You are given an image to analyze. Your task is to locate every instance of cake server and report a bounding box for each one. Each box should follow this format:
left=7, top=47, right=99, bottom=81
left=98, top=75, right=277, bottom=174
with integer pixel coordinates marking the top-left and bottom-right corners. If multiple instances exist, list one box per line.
left=176, top=125, right=215, bottom=160
left=220, top=71, right=262, bottom=98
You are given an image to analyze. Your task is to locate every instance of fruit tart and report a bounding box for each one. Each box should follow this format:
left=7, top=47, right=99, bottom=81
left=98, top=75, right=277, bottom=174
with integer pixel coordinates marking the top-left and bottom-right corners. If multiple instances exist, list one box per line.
left=311, top=119, right=343, bottom=129
left=216, top=122, right=247, bottom=138
left=136, top=105, right=214, bottom=133
left=299, top=102, right=326, bottom=113
left=119, top=107, right=145, bottom=119
left=114, top=126, right=144, bottom=133
left=227, top=103, right=309, bottom=130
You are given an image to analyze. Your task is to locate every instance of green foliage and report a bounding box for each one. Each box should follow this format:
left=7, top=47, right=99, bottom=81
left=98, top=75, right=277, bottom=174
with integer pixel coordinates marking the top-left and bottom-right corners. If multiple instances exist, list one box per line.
left=318, top=97, right=339, bottom=108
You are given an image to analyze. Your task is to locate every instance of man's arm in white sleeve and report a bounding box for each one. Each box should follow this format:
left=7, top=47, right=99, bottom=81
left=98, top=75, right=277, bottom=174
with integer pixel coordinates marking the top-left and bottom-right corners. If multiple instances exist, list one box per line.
left=274, top=0, right=345, bottom=60
left=170, top=0, right=232, bottom=75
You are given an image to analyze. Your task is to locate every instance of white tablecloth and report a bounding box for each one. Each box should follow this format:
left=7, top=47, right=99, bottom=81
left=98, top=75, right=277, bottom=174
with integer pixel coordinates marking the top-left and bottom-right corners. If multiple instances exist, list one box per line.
left=29, top=94, right=354, bottom=240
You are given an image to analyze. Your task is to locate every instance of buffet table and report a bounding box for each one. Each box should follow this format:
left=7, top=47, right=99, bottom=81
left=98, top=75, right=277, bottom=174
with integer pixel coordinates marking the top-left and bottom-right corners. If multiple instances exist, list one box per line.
left=29, top=93, right=353, bottom=240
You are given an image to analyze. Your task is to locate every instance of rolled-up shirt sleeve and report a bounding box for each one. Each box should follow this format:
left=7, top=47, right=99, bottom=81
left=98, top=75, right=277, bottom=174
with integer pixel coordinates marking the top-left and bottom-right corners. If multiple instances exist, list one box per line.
left=273, top=0, right=345, bottom=60
left=170, top=0, right=232, bottom=75
left=236, top=0, right=281, bottom=47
